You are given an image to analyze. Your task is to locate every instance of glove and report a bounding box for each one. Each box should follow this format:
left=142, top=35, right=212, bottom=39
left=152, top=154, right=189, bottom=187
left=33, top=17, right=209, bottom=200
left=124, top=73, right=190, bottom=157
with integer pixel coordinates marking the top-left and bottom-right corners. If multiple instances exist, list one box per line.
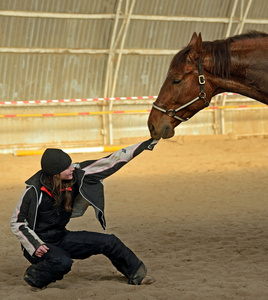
left=145, top=138, right=159, bottom=151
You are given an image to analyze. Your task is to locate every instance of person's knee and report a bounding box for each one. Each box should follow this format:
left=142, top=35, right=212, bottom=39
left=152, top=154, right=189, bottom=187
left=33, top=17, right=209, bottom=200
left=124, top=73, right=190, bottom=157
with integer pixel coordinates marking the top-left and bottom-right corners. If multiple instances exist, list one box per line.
left=52, top=255, right=73, bottom=274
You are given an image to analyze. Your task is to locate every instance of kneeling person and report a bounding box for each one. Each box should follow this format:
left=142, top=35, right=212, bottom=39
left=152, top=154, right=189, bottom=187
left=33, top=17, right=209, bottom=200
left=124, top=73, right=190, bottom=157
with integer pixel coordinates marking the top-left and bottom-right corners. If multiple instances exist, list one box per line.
left=10, top=139, right=158, bottom=289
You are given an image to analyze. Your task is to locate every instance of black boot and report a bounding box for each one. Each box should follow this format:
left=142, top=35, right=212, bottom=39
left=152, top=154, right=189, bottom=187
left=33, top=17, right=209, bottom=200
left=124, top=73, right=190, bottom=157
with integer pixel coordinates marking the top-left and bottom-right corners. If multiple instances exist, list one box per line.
left=24, top=267, right=47, bottom=291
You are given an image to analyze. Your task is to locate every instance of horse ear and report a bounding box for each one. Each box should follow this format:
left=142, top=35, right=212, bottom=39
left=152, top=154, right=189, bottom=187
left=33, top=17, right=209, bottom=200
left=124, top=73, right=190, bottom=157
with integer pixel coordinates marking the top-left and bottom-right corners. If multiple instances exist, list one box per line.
left=186, top=32, right=203, bottom=64
left=187, top=32, right=198, bottom=47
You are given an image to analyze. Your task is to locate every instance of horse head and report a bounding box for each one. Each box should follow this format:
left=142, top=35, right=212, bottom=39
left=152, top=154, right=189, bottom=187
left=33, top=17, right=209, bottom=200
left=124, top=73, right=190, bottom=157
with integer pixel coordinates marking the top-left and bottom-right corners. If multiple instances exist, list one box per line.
left=148, top=32, right=214, bottom=139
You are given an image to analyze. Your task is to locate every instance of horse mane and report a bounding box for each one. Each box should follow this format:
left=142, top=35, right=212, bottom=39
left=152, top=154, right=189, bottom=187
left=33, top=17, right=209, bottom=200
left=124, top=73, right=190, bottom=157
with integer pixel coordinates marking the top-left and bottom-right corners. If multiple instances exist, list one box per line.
left=229, top=31, right=268, bottom=42
left=204, top=31, right=268, bottom=79
left=171, top=31, right=268, bottom=79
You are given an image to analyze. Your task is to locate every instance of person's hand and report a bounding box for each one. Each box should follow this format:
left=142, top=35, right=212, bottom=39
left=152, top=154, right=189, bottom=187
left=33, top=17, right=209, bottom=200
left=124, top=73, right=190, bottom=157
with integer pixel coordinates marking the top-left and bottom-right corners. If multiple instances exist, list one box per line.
left=34, top=245, right=49, bottom=257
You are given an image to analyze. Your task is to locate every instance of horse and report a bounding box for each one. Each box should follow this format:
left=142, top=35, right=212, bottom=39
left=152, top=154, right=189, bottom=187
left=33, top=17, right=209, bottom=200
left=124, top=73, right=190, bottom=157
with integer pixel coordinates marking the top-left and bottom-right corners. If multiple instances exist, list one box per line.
left=148, top=31, right=268, bottom=139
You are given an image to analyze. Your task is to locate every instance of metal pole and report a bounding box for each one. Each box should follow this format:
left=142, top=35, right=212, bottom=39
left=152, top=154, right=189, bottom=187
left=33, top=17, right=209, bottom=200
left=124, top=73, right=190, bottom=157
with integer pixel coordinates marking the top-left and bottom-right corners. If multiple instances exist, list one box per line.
left=238, top=0, right=253, bottom=34
left=102, top=0, right=123, bottom=145
left=108, top=0, right=136, bottom=145
left=225, top=0, right=239, bottom=37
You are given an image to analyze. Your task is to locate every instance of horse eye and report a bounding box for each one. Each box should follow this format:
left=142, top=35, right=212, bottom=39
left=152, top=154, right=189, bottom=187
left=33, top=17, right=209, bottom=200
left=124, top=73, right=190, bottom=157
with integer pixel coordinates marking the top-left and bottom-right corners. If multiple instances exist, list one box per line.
left=172, top=79, right=182, bottom=85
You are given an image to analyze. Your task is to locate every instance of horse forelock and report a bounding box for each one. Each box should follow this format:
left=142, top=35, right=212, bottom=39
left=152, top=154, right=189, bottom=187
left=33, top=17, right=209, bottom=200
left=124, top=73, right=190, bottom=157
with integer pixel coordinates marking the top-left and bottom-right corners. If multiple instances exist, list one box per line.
left=169, top=47, right=190, bottom=70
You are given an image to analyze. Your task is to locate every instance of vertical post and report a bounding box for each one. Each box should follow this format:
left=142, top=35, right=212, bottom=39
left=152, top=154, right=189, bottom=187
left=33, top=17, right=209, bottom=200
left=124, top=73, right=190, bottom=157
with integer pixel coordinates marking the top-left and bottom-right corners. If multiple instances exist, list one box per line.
left=225, top=0, right=239, bottom=38
left=108, top=0, right=136, bottom=145
left=104, top=0, right=123, bottom=98
left=221, top=94, right=227, bottom=135
left=102, top=0, right=123, bottom=145
left=238, top=0, right=253, bottom=34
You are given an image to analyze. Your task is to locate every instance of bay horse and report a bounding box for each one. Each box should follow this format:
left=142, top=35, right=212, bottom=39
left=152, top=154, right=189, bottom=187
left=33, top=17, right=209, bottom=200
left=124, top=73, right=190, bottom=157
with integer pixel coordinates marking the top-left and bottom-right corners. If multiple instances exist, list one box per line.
left=148, top=31, right=268, bottom=139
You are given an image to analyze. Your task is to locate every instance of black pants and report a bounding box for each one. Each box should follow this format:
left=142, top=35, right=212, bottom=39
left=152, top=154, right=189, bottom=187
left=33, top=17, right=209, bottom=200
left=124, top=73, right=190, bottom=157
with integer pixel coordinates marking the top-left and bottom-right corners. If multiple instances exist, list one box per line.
left=24, top=231, right=146, bottom=288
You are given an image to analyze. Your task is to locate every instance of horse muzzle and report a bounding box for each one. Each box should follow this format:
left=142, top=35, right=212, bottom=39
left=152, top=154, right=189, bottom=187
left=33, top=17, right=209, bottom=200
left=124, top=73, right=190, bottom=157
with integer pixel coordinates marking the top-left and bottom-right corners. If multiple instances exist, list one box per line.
left=148, top=119, right=175, bottom=139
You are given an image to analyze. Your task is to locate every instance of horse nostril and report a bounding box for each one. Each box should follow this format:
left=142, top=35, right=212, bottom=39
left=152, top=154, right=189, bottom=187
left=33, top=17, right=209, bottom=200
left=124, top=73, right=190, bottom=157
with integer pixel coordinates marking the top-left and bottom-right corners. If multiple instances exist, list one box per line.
left=164, top=125, right=170, bottom=134
left=162, top=125, right=172, bottom=139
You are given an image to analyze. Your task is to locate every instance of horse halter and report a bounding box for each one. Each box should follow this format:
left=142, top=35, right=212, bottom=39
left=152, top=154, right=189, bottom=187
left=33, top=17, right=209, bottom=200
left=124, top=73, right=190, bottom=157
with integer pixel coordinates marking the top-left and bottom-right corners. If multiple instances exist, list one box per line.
left=152, top=58, right=210, bottom=122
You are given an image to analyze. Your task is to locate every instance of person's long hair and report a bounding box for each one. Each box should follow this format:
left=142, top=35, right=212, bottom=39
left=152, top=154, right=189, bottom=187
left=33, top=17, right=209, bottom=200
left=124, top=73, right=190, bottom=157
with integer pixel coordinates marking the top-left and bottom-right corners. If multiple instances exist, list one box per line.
left=45, top=175, right=73, bottom=212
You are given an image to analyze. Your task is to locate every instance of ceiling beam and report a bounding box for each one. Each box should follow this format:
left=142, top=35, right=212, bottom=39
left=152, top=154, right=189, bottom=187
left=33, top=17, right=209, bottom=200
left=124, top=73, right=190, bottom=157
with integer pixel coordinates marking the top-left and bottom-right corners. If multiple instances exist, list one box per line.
left=0, top=10, right=267, bottom=25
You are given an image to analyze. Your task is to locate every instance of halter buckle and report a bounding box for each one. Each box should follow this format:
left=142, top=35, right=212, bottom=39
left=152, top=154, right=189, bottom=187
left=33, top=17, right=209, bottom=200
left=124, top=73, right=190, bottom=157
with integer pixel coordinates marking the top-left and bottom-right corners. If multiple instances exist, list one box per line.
left=199, top=75, right=205, bottom=85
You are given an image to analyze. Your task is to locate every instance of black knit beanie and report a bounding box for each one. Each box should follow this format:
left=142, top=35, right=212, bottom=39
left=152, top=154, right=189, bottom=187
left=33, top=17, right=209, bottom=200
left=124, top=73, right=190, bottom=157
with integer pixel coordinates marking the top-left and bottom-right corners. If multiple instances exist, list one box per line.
left=41, top=148, right=72, bottom=176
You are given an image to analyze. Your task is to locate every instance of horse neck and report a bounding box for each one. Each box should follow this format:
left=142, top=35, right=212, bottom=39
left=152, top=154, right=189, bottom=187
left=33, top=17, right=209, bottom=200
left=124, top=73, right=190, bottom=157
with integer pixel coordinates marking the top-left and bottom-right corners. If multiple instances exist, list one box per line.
left=205, top=38, right=268, bottom=104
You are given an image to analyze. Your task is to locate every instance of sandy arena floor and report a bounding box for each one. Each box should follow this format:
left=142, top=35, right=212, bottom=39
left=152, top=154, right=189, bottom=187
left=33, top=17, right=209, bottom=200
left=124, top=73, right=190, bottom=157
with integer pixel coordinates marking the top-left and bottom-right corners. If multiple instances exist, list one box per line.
left=2, top=134, right=268, bottom=300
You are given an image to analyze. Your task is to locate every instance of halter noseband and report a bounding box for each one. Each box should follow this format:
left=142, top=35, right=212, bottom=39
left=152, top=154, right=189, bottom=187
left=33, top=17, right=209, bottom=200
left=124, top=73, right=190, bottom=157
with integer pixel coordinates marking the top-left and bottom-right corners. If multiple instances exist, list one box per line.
left=152, top=58, right=209, bottom=122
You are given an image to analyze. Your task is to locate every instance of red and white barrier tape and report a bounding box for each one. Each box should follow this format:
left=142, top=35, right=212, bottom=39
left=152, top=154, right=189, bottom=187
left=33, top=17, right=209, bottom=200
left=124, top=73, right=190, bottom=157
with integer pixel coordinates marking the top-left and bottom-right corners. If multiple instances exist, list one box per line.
left=0, top=93, right=240, bottom=105
left=0, top=96, right=157, bottom=105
